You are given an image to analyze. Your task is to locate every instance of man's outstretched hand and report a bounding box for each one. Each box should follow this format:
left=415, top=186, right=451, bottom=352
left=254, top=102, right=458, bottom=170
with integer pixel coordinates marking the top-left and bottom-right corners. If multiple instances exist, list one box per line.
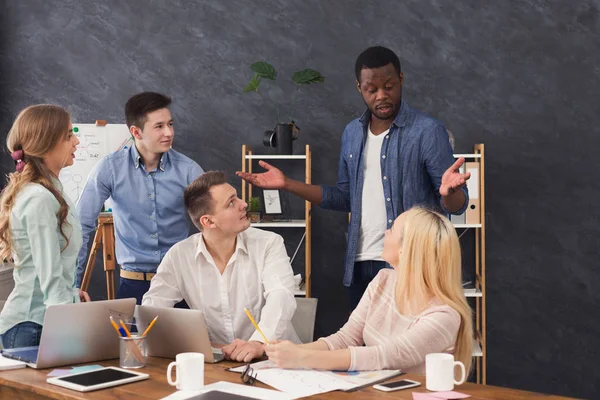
left=439, top=157, right=471, bottom=197
left=236, top=161, right=286, bottom=189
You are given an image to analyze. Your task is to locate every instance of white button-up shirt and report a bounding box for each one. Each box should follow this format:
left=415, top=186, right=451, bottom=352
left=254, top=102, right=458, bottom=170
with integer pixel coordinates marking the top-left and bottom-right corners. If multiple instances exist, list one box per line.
left=142, top=228, right=299, bottom=344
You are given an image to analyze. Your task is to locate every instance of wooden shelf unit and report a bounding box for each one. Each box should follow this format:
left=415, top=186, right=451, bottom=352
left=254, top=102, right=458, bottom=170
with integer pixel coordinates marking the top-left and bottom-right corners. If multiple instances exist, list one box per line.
left=453, top=144, right=486, bottom=384
left=241, top=144, right=312, bottom=298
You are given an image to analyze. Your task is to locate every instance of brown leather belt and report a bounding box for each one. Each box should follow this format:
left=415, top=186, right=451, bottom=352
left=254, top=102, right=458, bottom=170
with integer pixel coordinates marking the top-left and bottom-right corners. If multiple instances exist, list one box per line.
left=120, top=270, right=156, bottom=281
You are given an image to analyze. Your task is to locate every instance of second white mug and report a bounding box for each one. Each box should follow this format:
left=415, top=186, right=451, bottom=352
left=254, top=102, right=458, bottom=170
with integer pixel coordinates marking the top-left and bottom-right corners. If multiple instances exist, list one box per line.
left=426, top=353, right=466, bottom=391
left=167, top=352, right=205, bottom=391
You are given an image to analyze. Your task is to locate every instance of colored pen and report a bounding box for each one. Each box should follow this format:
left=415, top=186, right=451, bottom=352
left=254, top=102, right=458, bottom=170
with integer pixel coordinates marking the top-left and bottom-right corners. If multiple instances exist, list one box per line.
left=142, top=316, right=158, bottom=337
left=244, top=307, right=269, bottom=345
left=109, top=316, right=124, bottom=337
left=119, top=319, right=132, bottom=338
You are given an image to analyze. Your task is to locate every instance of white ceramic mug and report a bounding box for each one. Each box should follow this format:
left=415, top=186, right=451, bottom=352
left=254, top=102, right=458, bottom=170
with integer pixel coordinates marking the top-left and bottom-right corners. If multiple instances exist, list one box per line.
left=167, top=352, right=205, bottom=391
left=426, top=353, right=466, bottom=391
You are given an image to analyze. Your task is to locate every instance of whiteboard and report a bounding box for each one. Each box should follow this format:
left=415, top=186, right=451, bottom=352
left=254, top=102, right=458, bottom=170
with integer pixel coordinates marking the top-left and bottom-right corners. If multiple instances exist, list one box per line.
left=59, top=123, right=133, bottom=205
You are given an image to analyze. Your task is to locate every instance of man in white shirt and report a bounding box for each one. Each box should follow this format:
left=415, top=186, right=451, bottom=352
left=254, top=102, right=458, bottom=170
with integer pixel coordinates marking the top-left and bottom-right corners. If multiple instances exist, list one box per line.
left=142, top=171, right=299, bottom=362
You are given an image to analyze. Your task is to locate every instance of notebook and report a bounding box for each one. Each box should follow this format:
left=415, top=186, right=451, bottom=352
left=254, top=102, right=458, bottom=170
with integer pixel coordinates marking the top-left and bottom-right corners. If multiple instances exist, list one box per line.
left=0, top=354, right=27, bottom=370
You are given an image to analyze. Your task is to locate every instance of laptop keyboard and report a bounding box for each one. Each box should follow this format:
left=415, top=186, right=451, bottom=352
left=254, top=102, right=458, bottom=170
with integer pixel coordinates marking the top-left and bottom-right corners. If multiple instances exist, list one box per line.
left=2, top=346, right=39, bottom=363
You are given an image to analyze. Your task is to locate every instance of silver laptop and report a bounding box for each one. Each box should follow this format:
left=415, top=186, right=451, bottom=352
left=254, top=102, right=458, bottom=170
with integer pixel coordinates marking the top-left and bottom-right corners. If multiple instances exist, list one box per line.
left=1, top=298, right=136, bottom=369
left=134, top=305, right=224, bottom=363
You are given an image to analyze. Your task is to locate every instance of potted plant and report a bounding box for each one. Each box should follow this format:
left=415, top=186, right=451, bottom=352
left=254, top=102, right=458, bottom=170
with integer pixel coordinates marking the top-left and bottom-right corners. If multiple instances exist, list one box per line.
left=244, top=61, right=325, bottom=154
left=247, top=197, right=262, bottom=223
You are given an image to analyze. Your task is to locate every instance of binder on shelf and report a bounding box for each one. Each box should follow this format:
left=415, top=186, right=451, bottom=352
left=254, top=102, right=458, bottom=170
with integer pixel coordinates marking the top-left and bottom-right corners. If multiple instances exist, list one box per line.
left=450, top=164, right=466, bottom=224
left=465, top=161, right=480, bottom=224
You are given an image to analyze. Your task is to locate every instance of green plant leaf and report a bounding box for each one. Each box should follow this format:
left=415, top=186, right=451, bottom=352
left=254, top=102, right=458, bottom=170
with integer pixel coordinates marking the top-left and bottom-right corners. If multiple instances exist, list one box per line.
left=243, top=74, right=262, bottom=92
left=250, top=62, right=277, bottom=80
left=248, top=197, right=262, bottom=212
left=292, top=69, right=325, bottom=85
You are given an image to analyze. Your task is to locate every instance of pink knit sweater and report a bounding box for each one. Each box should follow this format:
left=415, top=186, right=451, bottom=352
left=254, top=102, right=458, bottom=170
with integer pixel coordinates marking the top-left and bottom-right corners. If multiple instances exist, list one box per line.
left=320, top=269, right=461, bottom=373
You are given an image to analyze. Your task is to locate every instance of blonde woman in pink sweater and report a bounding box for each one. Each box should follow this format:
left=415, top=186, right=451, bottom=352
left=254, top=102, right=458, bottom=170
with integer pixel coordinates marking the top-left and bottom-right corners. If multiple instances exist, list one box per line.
left=266, top=207, right=473, bottom=374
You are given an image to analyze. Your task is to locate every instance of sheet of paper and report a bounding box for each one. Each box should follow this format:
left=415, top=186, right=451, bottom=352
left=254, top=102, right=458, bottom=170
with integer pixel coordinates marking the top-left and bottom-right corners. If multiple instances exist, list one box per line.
left=413, top=392, right=471, bottom=400
left=323, top=369, right=403, bottom=387
left=160, top=381, right=297, bottom=400
left=429, top=391, right=471, bottom=399
left=47, top=364, right=103, bottom=377
left=70, top=364, right=104, bottom=374
left=160, top=390, right=204, bottom=400
left=59, top=123, right=131, bottom=206
left=47, top=369, right=72, bottom=377
left=413, top=394, right=440, bottom=400
left=230, top=360, right=355, bottom=397
left=231, top=360, right=401, bottom=394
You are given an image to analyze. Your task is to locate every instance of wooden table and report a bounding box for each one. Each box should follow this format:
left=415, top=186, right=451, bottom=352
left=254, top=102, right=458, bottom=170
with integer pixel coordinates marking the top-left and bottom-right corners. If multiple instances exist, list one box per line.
left=0, top=357, right=575, bottom=400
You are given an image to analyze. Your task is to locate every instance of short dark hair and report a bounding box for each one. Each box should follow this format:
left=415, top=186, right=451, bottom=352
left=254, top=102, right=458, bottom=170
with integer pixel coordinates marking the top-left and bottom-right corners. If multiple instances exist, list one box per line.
left=184, top=171, right=227, bottom=230
left=354, top=46, right=402, bottom=82
left=125, top=92, right=172, bottom=130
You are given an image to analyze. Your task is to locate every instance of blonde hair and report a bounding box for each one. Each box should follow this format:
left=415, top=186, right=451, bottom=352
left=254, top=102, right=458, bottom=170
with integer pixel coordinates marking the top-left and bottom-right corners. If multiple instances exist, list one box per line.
left=0, top=105, right=73, bottom=263
left=395, top=207, right=473, bottom=373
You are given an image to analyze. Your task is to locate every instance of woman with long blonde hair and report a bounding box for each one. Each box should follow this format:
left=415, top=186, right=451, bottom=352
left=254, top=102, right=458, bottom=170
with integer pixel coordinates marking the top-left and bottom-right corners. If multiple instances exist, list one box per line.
left=266, top=207, right=473, bottom=374
left=0, top=105, right=89, bottom=349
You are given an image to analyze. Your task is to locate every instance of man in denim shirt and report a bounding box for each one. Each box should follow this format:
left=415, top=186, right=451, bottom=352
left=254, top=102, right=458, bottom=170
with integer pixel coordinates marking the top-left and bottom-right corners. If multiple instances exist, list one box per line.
left=237, top=47, right=469, bottom=309
left=76, top=92, right=204, bottom=304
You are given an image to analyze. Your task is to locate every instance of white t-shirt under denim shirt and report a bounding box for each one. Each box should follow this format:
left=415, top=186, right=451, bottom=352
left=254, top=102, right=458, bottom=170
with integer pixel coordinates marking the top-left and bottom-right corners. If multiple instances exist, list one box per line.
left=355, top=126, right=389, bottom=262
left=0, top=179, right=82, bottom=334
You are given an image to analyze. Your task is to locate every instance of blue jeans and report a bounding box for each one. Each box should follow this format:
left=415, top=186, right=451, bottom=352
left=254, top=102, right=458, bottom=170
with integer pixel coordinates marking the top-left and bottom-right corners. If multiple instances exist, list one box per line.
left=348, top=260, right=392, bottom=311
left=117, top=278, right=189, bottom=309
left=0, top=321, right=43, bottom=349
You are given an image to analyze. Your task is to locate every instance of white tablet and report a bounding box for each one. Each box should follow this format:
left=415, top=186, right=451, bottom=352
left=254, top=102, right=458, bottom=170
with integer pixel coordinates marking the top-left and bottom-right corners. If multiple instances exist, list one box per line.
left=46, top=366, right=149, bottom=392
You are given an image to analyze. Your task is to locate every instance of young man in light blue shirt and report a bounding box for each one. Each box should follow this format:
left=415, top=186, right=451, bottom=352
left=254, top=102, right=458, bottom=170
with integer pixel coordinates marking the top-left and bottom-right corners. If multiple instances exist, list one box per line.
left=76, top=92, right=204, bottom=304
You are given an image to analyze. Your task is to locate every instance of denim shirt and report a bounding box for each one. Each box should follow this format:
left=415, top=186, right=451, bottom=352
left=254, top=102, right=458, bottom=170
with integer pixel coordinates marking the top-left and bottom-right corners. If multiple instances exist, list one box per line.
left=321, top=101, right=468, bottom=286
left=75, top=145, right=204, bottom=286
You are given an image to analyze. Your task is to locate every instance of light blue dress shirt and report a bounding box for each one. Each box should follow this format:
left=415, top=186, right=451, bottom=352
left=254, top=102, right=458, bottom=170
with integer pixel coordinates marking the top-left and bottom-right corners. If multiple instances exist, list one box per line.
left=75, top=145, right=204, bottom=286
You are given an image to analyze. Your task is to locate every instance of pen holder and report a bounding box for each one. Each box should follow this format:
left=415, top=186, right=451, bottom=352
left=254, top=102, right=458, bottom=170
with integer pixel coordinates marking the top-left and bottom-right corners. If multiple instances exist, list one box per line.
left=119, top=335, right=147, bottom=369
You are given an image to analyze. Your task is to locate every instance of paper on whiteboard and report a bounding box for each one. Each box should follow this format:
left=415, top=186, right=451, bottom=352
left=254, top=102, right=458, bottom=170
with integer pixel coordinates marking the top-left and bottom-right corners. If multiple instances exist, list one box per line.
left=59, top=123, right=132, bottom=205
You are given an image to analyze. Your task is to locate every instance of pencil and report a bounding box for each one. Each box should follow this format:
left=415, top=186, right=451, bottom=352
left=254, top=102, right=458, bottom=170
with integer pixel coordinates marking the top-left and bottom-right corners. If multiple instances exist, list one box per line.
left=109, top=317, right=123, bottom=337
left=244, top=307, right=269, bottom=345
left=119, top=319, right=132, bottom=338
left=142, top=316, right=158, bottom=337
